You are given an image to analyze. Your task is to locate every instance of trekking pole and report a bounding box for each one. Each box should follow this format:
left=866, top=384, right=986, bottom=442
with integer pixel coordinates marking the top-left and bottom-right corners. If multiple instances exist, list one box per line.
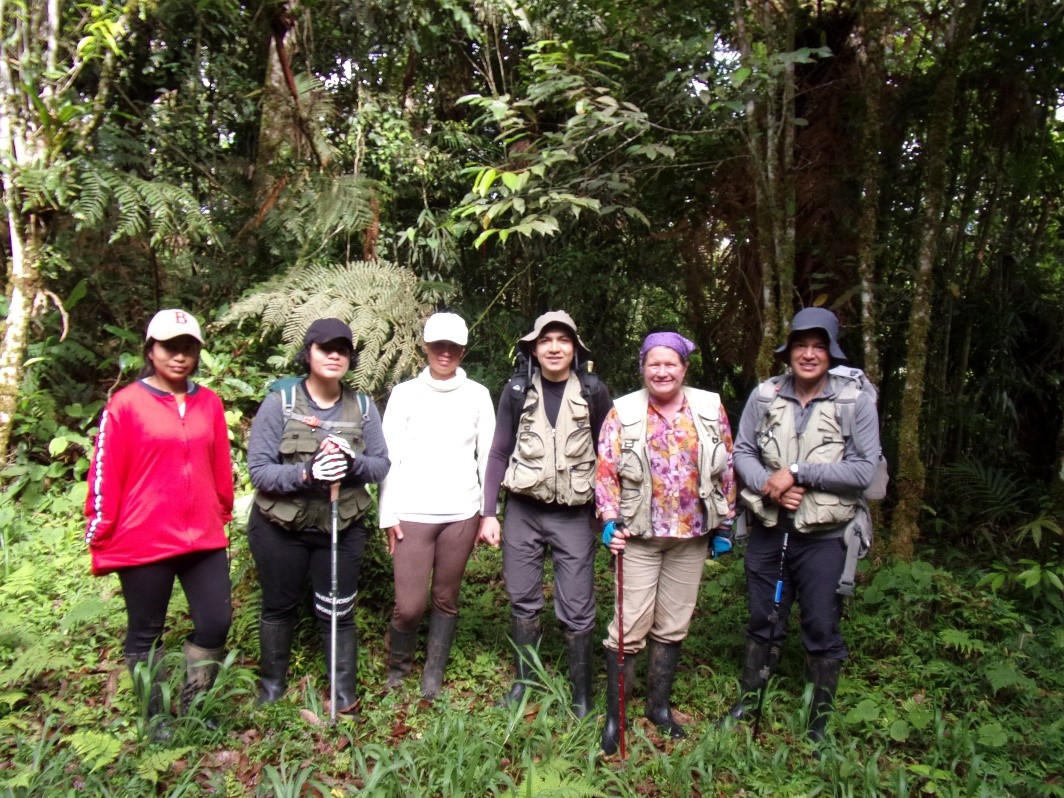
left=752, top=531, right=789, bottom=739
left=616, top=549, right=627, bottom=761
left=328, top=481, right=340, bottom=723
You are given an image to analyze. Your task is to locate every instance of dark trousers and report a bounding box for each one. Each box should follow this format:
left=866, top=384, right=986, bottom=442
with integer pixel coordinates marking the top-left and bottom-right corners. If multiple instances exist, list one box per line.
left=118, top=548, right=231, bottom=654
left=502, top=495, right=596, bottom=634
left=248, top=505, right=366, bottom=633
left=744, top=522, right=848, bottom=660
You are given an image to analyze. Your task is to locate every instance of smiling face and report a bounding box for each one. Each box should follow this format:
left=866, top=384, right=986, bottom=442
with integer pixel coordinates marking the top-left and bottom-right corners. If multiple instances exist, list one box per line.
left=147, top=335, right=201, bottom=387
left=788, top=330, right=831, bottom=391
left=308, top=340, right=352, bottom=383
left=533, top=325, right=576, bottom=381
left=642, top=346, right=688, bottom=404
left=423, top=340, right=466, bottom=380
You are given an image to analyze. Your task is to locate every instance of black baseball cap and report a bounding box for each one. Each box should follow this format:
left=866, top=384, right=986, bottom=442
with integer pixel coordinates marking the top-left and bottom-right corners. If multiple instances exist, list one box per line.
left=304, top=318, right=354, bottom=349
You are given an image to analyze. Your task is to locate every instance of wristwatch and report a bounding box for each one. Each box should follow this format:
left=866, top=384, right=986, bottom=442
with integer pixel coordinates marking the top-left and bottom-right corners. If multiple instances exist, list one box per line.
left=789, top=463, right=800, bottom=482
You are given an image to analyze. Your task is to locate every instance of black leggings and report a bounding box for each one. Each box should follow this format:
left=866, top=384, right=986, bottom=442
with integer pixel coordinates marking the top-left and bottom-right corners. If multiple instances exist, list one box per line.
left=248, top=505, right=367, bottom=634
left=118, top=548, right=232, bottom=655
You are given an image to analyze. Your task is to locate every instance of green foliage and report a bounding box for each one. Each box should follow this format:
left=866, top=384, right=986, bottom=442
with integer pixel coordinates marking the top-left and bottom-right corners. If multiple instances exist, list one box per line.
left=221, top=259, right=452, bottom=393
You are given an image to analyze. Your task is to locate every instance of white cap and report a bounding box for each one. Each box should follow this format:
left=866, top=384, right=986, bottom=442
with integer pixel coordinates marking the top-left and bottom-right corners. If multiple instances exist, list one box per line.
left=423, top=312, right=468, bottom=346
left=145, top=309, right=204, bottom=344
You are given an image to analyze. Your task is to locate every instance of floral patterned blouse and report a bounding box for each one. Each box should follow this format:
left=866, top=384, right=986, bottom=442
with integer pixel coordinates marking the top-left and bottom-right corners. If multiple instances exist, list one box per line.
left=595, top=396, right=736, bottom=539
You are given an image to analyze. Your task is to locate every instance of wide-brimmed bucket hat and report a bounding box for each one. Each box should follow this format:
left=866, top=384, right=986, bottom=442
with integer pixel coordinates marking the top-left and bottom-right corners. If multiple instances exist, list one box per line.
left=774, top=307, right=847, bottom=362
left=518, top=310, right=591, bottom=358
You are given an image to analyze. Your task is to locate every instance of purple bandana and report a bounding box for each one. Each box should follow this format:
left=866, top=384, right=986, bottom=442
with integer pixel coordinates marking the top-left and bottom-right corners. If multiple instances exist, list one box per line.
left=640, top=332, right=697, bottom=364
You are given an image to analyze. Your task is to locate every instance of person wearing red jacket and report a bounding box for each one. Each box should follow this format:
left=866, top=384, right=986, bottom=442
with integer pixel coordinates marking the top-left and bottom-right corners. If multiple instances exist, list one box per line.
left=85, top=309, right=234, bottom=741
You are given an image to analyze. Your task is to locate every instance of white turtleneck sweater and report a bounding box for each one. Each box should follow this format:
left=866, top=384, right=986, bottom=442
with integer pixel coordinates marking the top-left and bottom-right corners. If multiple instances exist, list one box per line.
left=377, top=367, right=496, bottom=528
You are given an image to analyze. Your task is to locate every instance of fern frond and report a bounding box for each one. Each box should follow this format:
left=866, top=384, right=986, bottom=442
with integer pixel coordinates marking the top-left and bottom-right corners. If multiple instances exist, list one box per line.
left=66, top=731, right=122, bottom=774
left=221, top=259, right=453, bottom=393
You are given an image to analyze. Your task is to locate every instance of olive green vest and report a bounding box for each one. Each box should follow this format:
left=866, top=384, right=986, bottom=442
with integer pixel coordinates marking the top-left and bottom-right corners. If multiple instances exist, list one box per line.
left=613, top=388, right=730, bottom=538
left=254, top=385, right=372, bottom=531
left=502, top=372, right=596, bottom=505
left=739, top=378, right=859, bottom=533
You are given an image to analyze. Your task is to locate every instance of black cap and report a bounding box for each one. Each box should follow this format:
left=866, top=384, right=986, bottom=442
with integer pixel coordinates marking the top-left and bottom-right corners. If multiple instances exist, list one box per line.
left=304, top=318, right=354, bottom=348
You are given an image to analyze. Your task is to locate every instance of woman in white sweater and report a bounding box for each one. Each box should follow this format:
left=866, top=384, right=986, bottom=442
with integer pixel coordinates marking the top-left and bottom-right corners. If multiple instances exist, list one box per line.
left=378, top=312, right=496, bottom=699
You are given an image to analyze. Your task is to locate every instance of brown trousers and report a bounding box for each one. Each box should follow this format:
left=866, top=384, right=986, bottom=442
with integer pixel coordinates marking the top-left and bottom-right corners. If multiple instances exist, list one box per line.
left=390, top=515, right=480, bottom=631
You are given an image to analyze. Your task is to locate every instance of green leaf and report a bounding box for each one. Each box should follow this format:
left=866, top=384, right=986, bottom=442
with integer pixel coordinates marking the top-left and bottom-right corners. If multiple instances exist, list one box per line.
left=48, top=437, right=69, bottom=457
left=844, top=698, right=880, bottom=724
left=976, top=721, right=1008, bottom=748
left=67, top=730, right=122, bottom=773
left=889, top=720, right=910, bottom=741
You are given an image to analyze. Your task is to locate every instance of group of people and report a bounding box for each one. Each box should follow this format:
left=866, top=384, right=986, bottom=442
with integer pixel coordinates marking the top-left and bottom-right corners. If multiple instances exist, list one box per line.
left=85, top=304, right=881, bottom=752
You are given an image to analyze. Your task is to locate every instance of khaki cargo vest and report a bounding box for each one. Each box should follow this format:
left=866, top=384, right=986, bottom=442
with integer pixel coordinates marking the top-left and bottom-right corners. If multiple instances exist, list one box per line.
left=740, top=377, right=859, bottom=533
left=254, top=385, right=372, bottom=531
left=613, top=388, right=730, bottom=538
left=502, top=372, right=596, bottom=505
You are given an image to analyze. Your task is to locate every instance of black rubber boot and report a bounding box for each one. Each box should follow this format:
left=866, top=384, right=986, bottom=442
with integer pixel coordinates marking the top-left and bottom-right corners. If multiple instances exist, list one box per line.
left=126, top=648, right=172, bottom=743
left=324, top=626, right=360, bottom=715
left=386, top=624, right=418, bottom=689
left=806, top=656, right=843, bottom=743
left=564, top=630, right=593, bottom=719
left=718, top=640, right=779, bottom=724
left=421, top=613, right=458, bottom=700
left=257, top=619, right=294, bottom=705
left=600, top=649, right=636, bottom=754
left=644, top=639, right=685, bottom=739
left=181, top=641, right=223, bottom=724
left=501, top=615, right=541, bottom=706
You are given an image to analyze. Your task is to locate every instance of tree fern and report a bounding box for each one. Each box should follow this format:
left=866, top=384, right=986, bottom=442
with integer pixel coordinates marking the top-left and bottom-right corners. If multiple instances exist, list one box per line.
left=221, top=259, right=451, bottom=393
left=70, top=162, right=215, bottom=248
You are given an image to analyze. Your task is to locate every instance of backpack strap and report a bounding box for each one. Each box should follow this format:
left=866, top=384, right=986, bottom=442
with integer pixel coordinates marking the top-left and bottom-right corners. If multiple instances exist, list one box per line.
left=838, top=501, right=873, bottom=596
left=753, top=376, right=784, bottom=431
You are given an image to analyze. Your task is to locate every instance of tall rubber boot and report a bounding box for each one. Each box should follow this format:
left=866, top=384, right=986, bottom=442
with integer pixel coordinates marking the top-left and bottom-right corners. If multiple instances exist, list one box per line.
left=717, top=640, right=780, bottom=724
left=386, top=624, right=418, bottom=689
left=564, top=630, right=593, bottom=719
left=324, top=626, right=360, bottom=715
left=644, top=639, right=685, bottom=739
left=501, top=615, right=541, bottom=706
left=421, top=613, right=458, bottom=700
left=181, top=641, right=223, bottom=715
left=806, top=656, right=843, bottom=743
left=257, top=619, right=294, bottom=705
left=599, top=649, right=636, bottom=754
left=126, top=648, right=172, bottom=743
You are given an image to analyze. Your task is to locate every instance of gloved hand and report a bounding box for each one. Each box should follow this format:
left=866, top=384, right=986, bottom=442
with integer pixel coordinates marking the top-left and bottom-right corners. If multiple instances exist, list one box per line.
left=309, top=450, right=350, bottom=483
left=601, top=518, right=627, bottom=547
left=710, top=534, right=733, bottom=559
left=323, top=433, right=356, bottom=468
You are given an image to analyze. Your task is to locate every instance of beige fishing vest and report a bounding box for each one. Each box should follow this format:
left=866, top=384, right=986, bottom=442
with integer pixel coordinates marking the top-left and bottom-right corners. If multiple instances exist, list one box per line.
left=502, top=372, right=596, bottom=505
left=740, top=382, right=858, bottom=533
left=613, top=388, right=730, bottom=538
left=254, top=386, right=372, bottom=531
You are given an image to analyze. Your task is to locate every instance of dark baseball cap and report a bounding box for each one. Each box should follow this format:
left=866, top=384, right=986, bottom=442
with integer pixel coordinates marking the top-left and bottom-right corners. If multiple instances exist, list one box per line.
left=304, top=318, right=354, bottom=349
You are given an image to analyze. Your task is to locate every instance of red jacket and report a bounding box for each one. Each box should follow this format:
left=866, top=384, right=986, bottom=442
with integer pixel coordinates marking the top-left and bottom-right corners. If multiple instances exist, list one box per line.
left=85, top=381, right=234, bottom=575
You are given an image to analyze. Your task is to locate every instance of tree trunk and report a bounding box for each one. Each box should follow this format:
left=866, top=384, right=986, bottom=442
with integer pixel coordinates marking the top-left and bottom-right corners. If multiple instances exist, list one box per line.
left=0, top=1, right=51, bottom=460
left=889, top=0, right=984, bottom=560
left=853, top=8, right=885, bottom=382
left=734, top=0, right=798, bottom=379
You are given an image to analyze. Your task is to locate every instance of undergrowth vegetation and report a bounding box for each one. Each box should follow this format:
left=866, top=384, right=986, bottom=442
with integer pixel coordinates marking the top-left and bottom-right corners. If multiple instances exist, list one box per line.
left=0, top=477, right=1061, bottom=797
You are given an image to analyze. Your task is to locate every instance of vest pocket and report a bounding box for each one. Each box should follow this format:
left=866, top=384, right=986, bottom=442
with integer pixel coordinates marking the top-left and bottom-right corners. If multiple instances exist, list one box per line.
left=617, top=450, right=644, bottom=518
left=796, top=490, right=857, bottom=530
left=569, top=460, right=595, bottom=497
left=505, top=459, right=543, bottom=491
left=278, top=434, right=320, bottom=457
left=516, top=430, right=545, bottom=460
left=805, top=413, right=845, bottom=463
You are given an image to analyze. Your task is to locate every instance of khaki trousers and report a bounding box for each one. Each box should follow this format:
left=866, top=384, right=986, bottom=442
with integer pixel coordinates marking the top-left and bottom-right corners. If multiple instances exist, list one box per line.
left=603, top=536, right=709, bottom=654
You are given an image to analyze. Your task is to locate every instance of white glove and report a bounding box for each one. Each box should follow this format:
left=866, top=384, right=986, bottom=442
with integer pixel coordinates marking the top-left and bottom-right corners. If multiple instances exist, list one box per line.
left=310, top=451, right=350, bottom=482
left=324, top=433, right=356, bottom=467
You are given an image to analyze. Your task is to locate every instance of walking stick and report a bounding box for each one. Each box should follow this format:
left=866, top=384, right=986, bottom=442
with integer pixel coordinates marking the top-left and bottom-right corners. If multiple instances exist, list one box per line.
left=752, top=531, right=789, bottom=739
left=329, top=481, right=340, bottom=723
left=616, top=549, right=627, bottom=761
